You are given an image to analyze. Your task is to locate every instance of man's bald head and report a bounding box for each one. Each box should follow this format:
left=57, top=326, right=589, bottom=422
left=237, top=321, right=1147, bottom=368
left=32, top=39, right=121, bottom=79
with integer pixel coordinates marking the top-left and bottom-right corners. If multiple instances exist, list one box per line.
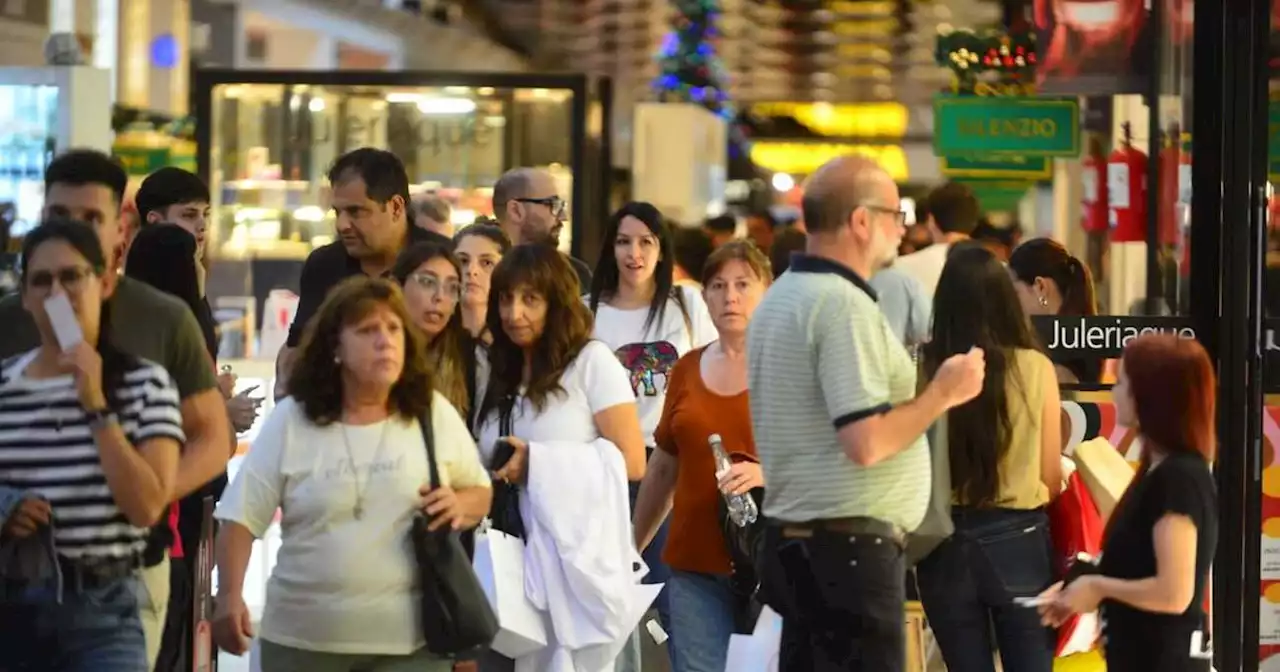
left=801, top=156, right=893, bottom=235
left=492, top=167, right=564, bottom=245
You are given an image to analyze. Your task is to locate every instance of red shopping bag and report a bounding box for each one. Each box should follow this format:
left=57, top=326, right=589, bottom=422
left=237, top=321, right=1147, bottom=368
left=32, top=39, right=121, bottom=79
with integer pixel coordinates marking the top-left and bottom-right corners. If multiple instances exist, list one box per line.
left=1047, top=472, right=1105, bottom=657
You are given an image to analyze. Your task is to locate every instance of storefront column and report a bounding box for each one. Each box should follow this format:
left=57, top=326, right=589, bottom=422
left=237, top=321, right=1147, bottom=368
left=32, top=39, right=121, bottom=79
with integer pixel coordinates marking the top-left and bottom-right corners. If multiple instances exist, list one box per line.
left=1191, top=0, right=1270, bottom=667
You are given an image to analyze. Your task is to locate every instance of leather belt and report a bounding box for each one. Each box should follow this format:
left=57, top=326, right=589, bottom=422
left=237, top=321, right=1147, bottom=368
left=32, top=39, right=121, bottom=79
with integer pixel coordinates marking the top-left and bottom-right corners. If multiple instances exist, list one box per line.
left=58, top=554, right=138, bottom=590
left=776, top=516, right=905, bottom=547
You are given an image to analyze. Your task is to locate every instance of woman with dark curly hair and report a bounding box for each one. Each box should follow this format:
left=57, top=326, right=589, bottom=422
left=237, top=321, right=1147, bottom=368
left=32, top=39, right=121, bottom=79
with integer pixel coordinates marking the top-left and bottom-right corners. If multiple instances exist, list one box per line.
left=211, top=277, right=492, bottom=672
left=474, top=244, right=647, bottom=669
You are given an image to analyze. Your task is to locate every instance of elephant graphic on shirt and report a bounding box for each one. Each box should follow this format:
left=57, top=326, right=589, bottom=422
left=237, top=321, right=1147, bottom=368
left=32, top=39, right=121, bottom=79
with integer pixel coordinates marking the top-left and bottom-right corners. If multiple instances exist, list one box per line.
left=614, top=341, right=681, bottom=397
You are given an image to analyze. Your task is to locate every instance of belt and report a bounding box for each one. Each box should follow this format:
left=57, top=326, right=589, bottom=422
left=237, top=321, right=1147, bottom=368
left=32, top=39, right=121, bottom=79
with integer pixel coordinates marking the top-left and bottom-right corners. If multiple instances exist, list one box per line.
left=775, top=517, right=905, bottom=547
left=58, top=555, right=139, bottom=590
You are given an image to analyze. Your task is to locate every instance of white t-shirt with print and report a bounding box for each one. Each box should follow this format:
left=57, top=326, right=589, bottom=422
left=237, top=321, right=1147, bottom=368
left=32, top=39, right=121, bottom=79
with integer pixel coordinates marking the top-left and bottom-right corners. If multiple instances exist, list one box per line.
left=589, top=285, right=716, bottom=446
left=474, top=340, right=636, bottom=465
left=214, top=393, right=490, bottom=655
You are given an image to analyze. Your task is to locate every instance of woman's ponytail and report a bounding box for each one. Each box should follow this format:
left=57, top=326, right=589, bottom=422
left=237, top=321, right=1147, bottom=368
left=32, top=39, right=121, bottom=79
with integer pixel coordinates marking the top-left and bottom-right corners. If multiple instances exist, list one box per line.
left=1060, top=255, right=1098, bottom=317
left=95, top=300, right=136, bottom=411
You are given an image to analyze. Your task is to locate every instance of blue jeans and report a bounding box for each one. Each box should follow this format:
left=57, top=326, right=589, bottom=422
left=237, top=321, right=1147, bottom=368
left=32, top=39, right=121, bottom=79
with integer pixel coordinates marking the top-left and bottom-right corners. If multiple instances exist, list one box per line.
left=667, top=570, right=737, bottom=672
left=0, top=574, right=146, bottom=671
left=916, top=507, right=1056, bottom=672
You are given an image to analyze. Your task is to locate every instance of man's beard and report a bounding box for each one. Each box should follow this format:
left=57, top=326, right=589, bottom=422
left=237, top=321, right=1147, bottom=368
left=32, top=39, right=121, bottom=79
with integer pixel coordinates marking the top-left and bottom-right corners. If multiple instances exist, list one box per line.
left=522, top=221, right=561, bottom=248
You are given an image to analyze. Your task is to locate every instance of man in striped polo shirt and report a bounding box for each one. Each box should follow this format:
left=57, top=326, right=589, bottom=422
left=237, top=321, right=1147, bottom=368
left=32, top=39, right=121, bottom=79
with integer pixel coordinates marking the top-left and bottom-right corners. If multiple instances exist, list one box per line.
left=747, top=155, right=985, bottom=671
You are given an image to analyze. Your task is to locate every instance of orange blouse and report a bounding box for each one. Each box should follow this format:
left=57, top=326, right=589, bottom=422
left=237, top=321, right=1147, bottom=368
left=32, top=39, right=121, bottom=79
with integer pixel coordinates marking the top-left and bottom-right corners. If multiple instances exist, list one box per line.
left=654, top=346, right=758, bottom=576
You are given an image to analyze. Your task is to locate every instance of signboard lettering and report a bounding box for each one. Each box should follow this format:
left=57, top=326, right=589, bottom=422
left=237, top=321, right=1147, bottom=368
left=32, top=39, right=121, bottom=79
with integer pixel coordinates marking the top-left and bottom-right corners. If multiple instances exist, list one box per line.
left=933, top=96, right=1080, bottom=157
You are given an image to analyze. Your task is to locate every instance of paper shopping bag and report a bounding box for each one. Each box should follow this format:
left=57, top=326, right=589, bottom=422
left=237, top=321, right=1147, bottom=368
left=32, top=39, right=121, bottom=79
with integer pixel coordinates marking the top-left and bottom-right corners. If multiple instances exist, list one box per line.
left=725, top=606, right=783, bottom=671
left=1074, top=437, right=1136, bottom=522
left=1048, top=472, right=1105, bottom=657
left=472, top=529, right=548, bottom=658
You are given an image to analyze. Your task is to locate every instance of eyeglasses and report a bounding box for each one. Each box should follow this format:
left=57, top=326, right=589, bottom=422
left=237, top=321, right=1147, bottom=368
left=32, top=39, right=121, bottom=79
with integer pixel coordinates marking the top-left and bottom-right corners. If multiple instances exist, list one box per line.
left=409, top=272, right=462, bottom=301
left=515, top=196, right=566, bottom=218
left=863, top=204, right=908, bottom=227
left=26, top=265, right=97, bottom=294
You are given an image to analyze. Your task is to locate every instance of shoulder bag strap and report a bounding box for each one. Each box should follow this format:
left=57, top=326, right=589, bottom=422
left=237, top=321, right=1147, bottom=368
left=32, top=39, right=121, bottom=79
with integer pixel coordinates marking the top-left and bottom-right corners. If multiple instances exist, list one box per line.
left=419, top=404, right=440, bottom=488
left=499, top=396, right=514, bottom=437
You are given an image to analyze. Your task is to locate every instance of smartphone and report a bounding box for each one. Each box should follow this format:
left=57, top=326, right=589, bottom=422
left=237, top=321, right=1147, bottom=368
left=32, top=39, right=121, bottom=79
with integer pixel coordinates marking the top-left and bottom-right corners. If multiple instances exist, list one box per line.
left=44, top=293, right=82, bottom=351
left=490, top=439, right=516, bottom=471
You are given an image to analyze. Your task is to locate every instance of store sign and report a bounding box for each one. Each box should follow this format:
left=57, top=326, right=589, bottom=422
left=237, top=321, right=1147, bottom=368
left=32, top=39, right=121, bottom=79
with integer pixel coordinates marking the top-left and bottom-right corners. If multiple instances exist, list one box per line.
left=314, top=115, right=497, bottom=156
left=1268, top=101, right=1280, bottom=180
left=933, top=96, right=1080, bottom=157
left=0, top=0, right=49, bottom=27
left=1033, top=316, right=1197, bottom=357
left=940, top=154, right=1052, bottom=180
left=113, top=146, right=171, bottom=177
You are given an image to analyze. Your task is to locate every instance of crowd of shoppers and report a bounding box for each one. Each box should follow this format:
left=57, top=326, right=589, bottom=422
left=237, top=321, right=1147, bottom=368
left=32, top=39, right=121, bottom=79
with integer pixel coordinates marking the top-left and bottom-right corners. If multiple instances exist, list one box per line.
left=0, top=145, right=1221, bottom=672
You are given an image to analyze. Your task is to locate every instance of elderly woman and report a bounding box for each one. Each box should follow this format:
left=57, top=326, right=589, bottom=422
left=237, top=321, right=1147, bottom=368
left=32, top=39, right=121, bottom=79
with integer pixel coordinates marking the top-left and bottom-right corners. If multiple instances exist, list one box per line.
left=631, top=241, right=773, bottom=672
left=211, top=277, right=491, bottom=672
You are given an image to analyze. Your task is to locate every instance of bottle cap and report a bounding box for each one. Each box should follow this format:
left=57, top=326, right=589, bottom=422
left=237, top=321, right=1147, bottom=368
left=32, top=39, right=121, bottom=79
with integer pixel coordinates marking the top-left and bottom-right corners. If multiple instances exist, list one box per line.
left=708, top=433, right=722, bottom=444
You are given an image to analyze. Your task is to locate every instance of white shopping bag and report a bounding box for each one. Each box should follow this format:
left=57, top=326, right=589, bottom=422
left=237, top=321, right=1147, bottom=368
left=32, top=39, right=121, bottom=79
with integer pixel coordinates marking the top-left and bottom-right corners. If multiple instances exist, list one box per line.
left=473, top=529, right=548, bottom=658
left=725, top=606, right=782, bottom=671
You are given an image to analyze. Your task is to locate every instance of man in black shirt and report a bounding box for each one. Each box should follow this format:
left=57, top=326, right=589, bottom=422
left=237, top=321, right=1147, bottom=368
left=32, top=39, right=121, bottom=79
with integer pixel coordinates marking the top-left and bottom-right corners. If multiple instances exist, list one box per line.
left=492, top=167, right=592, bottom=290
left=274, top=148, right=447, bottom=396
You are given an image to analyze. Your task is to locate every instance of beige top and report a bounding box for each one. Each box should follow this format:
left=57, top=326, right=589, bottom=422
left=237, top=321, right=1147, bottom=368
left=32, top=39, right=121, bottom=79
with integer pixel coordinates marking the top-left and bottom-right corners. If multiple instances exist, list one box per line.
left=953, top=348, right=1054, bottom=509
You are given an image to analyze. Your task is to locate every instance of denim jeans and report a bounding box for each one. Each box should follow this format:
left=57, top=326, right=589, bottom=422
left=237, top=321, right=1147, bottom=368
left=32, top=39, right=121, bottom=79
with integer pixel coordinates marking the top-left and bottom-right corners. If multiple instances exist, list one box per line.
left=916, top=507, right=1056, bottom=672
left=0, top=574, right=146, bottom=671
left=667, top=570, right=737, bottom=672
left=759, top=523, right=906, bottom=672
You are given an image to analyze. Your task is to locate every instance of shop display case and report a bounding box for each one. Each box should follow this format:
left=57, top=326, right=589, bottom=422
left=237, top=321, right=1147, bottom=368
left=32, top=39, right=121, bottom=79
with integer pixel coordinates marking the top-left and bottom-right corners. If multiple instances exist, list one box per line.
left=0, top=67, right=112, bottom=239
left=193, top=70, right=610, bottom=339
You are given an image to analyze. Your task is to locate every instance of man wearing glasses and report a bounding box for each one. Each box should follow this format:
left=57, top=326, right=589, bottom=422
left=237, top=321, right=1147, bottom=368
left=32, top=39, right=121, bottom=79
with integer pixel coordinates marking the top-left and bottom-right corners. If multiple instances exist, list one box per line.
left=491, top=167, right=592, bottom=291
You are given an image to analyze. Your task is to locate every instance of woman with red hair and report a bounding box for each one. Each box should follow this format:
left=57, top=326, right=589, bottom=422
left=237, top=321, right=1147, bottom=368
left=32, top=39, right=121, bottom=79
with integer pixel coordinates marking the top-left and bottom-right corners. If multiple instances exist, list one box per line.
left=1038, top=333, right=1217, bottom=671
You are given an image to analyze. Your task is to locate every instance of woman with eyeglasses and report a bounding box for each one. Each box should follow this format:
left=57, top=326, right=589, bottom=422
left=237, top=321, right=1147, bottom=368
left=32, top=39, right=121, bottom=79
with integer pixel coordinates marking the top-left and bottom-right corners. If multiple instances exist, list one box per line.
left=393, top=242, right=474, bottom=417
left=0, top=218, right=184, bottom=670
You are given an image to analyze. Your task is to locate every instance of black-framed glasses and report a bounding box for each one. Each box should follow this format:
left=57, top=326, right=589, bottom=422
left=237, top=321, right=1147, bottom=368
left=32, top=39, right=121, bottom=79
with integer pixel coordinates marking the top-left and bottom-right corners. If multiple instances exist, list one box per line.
left=863, top=204, right=908, bottom=227
left=409, top=272, right=462, bottom=301
left=26, top=265, right=98, bottom=293
left=515, top=196, right=566, bottom=218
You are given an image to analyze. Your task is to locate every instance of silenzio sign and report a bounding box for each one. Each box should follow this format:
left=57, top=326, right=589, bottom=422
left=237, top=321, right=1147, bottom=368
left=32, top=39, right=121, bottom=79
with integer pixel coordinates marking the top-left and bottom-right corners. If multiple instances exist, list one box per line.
left=1032, top=316, right=1198, bottom=357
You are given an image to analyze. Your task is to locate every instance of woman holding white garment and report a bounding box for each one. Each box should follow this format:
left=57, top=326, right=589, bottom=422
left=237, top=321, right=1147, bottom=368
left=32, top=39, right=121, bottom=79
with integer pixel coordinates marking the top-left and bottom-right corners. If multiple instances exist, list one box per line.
left=211, top=277, right=492, bottom=672
left=474, top=243, right=647, bottom=671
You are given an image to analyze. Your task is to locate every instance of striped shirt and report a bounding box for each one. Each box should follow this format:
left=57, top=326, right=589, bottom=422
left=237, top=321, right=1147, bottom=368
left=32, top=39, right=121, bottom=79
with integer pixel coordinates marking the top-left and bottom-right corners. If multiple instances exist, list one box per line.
left=0, top=349, right=185, bottom=561
left=746, top=254, right=930, bottom=530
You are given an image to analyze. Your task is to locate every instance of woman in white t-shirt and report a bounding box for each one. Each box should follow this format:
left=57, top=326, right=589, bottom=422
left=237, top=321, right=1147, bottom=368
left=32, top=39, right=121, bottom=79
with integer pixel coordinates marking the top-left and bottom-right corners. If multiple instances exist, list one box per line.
left=211, top=277, right=492, bottom=672
left=586, top=202, right=715, bottom=643
left=473, top=244, right=647, bottom=668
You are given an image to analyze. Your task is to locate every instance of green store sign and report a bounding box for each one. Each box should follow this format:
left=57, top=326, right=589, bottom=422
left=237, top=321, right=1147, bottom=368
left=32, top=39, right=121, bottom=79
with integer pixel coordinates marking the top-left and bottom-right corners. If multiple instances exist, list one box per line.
left=934, top=96, right=1081, bottom=158
left=940, top=154, right=1052, bottom=180
left=113, top=146, right=171, bottom=176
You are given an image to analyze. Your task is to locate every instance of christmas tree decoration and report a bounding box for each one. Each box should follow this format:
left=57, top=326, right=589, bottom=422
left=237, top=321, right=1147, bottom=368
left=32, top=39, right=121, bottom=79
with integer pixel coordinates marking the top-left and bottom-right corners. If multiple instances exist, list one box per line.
left=653, top=0, right=750, bottom=153
left=936, top=28, right=1038, bottom=90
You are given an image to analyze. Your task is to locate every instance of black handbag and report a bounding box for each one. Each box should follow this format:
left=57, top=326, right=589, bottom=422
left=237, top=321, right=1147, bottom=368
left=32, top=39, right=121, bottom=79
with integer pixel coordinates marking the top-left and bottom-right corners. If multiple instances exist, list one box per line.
left=487, top=401, right=525, bottom=539
left=411, top=411, right=499, bottom=656
left=718, top=483, right=766, bottom=634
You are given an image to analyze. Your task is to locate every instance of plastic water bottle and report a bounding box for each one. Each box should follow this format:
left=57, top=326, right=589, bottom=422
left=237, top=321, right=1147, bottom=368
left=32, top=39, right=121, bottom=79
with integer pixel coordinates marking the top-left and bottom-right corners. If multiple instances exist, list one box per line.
left=709, top=433, right=758, bottom=527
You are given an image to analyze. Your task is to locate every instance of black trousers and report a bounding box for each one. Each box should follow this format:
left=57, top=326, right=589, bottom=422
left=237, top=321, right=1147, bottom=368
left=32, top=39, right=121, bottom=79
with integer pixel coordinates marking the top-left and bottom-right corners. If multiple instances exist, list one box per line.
left=758, top=523, right=906, bottom=672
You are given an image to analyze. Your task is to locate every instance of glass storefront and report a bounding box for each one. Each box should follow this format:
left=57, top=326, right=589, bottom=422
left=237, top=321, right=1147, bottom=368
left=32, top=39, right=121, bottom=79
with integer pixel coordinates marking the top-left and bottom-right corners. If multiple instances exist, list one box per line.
left=201, top=80, right=580, bottom=261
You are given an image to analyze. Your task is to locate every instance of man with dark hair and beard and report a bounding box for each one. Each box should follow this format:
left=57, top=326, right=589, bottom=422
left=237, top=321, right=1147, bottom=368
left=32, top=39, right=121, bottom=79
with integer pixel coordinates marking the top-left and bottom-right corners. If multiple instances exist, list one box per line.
left=491, top=167, right=592, bottom=291
left=274, top=148, right=446, bottom=397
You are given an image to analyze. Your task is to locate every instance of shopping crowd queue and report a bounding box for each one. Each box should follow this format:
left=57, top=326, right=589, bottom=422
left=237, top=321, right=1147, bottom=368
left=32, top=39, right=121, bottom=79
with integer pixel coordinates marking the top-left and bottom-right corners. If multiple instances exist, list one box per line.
left=0, top=147, right=1218, bottom=672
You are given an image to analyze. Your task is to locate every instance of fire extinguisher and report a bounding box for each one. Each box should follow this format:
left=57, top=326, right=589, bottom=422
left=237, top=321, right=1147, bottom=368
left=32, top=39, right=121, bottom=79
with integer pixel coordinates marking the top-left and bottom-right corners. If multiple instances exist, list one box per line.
left=1080, top=134, right=1109, bottom=233
left=1108, top=122, right=1148, bottom=243
left=1158, top=126, right=1188, bottom=246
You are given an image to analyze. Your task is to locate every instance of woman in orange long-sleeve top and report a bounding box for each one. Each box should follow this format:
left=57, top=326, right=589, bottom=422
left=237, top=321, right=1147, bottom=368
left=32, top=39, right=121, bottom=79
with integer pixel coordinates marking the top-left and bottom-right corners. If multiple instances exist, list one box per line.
left=632, top=241, right=773, bottom=672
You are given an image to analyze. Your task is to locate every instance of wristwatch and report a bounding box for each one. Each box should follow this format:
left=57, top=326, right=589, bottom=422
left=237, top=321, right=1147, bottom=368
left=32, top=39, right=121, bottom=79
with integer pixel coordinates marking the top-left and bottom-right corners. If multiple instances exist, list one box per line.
left=84, top=407, right=119, bottom=431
